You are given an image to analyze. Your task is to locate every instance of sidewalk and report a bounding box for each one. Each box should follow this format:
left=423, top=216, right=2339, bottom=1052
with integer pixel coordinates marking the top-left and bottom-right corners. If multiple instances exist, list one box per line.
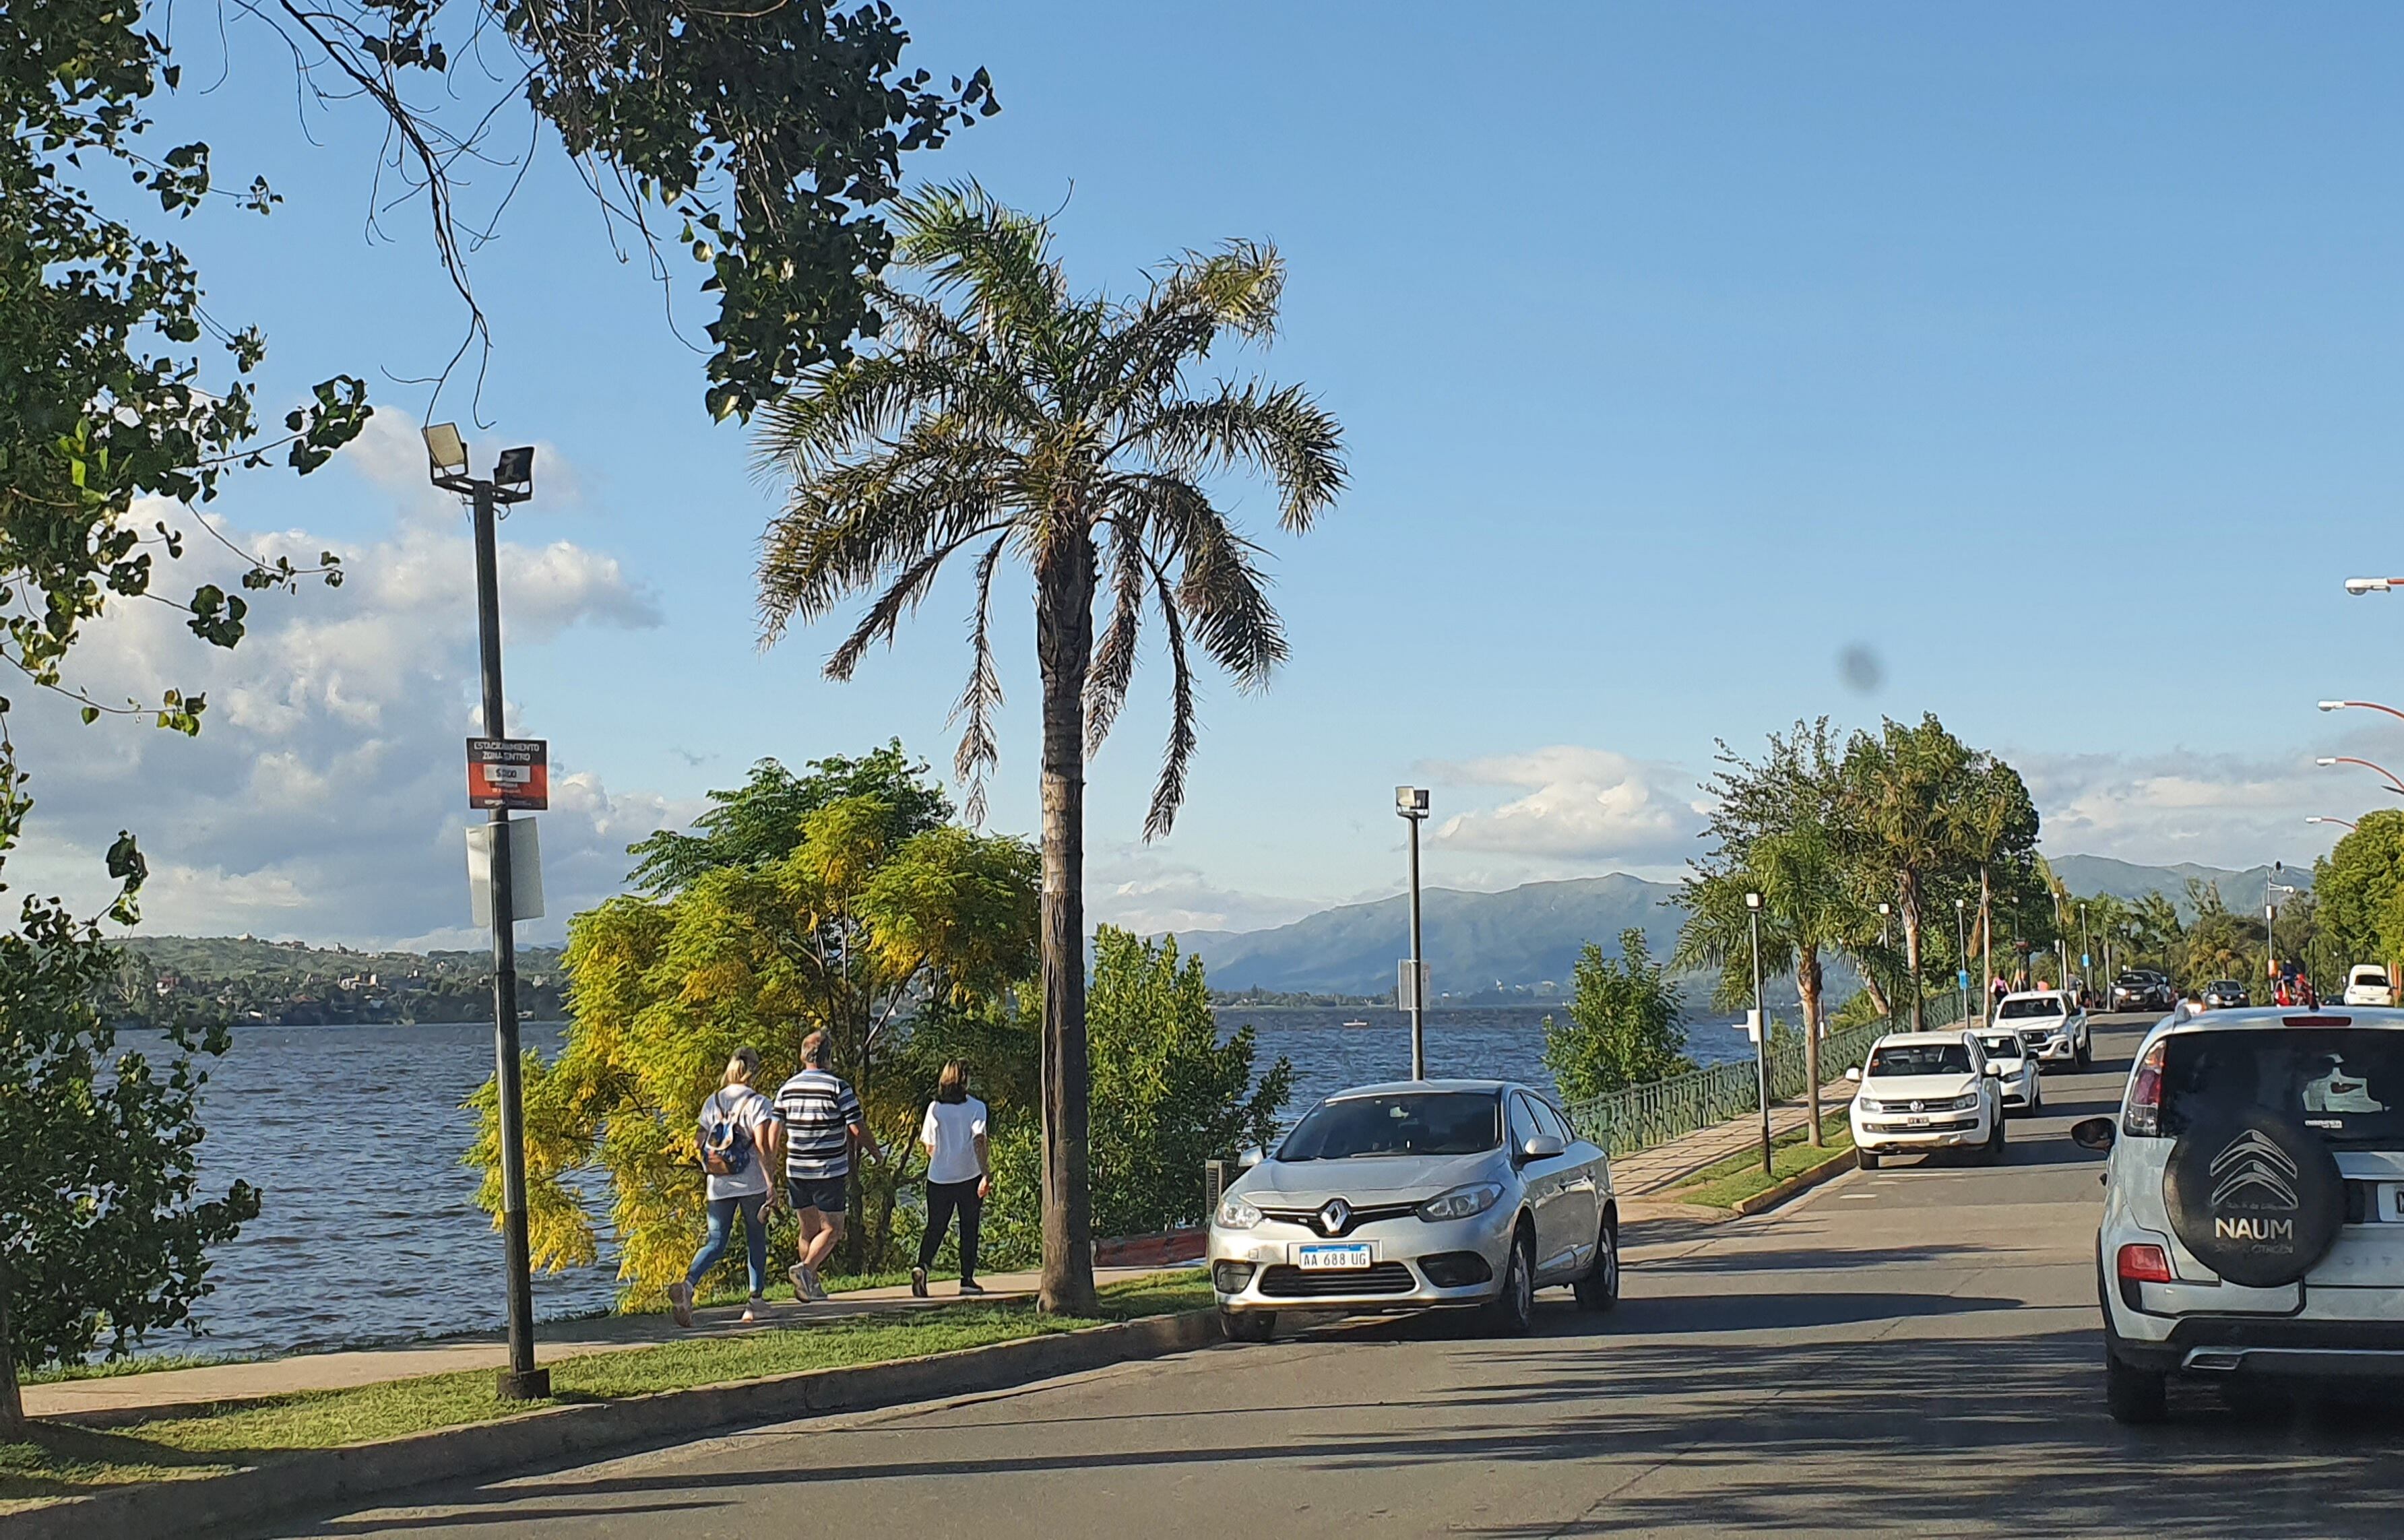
left=1611, top=1075, right=1856, bottom=1200
left=24, top=1264, right=1178, bottom=1424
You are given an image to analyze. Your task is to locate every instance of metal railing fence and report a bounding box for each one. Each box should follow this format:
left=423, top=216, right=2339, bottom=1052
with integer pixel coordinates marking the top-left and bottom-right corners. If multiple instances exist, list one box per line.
left=1563, top=992, right=1965, bottom=1157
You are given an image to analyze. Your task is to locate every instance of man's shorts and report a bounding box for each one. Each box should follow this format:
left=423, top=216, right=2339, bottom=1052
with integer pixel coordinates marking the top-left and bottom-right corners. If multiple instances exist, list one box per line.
left=787, top=1174, right=849, bottom=1215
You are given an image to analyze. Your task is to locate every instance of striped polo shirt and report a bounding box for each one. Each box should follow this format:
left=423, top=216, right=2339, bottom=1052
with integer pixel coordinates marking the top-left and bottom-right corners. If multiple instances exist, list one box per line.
left=773, top=1067, right=862, bottom=1180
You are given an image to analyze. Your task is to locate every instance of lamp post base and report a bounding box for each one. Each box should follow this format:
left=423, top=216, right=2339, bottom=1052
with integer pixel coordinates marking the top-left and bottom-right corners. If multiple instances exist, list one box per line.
left=496, top=1368, right=552, bottom=1401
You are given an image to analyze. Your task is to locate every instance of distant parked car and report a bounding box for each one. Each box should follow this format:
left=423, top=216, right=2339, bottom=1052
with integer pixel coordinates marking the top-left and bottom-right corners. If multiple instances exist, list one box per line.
left=2111, top=971, right=2175, bottom=1013
left=1846, top=1031, right=2006, bottom=1169
left=1973, top=1029, right=2044, bottom=1116
left=1208, top=1079, right=1617, bottom=1342
left=2345, top=965, right=2395, bottom=1008
left=2203, top=979, right=2250, bottom=1009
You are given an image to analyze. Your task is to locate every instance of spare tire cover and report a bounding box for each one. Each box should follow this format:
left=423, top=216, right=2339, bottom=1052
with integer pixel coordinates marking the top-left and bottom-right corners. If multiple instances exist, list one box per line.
left=2163, top=1108, right=2343, bottom=1288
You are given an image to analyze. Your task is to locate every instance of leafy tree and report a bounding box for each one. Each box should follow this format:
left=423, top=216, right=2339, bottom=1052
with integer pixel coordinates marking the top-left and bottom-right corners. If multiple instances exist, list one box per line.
left=1544, top=930, right=1690, bottom=1104
left=1833, top=715, right=1986, bottom=1031
left=2, top=1, right=372, bottom=1429
left=625, top=742, right=951, bottom=894
left=471, top=784, right=1038, bottom=1299
left=749, top=187, right=1344, bottom=1312
left=2317, top=811, right=2404, bottom=984
left=1949, top=760, right=2041, bottom=993
left=1085, top=930, right=1291, bottom=1237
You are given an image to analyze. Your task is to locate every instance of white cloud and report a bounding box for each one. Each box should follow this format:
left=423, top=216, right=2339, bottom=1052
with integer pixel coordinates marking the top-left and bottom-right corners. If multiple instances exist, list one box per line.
left=2017, top=748, right=2339, bottom=868
left=1426, top=746, right=1705, bottom=871
left=2, top=430, right=685, bottom=946
left=1083, top=845, right=1331, bottom=937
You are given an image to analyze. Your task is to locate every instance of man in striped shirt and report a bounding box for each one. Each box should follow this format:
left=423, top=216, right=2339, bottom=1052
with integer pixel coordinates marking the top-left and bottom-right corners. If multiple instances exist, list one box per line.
left=773, top=1031, right=880, bottom=1302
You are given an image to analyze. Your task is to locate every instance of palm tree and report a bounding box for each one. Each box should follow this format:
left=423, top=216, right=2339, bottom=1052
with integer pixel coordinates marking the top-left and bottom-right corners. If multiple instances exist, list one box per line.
left=750, top=185, right=1345, bottom=1312
left=1833, top=715, right=1977, bottom=1031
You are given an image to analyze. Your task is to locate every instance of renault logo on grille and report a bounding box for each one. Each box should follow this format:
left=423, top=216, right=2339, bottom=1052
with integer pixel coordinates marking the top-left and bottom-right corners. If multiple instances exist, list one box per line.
left=1317, top=1198, right=1352, bottom=1236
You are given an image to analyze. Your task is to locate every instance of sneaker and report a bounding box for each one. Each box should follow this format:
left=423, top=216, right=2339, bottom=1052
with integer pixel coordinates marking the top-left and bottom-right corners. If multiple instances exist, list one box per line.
left=740, top=1295, right=765, bottom=1323
left=958, top=1279, right=984, bottom=1296
left=798, top=1262, right=829, bottom=1302
left=910, top=1267, right=928, bottom=1299
left=667, top=1280, right=694, bottom=1328
left=788, top=1263, right=812, bottom=1302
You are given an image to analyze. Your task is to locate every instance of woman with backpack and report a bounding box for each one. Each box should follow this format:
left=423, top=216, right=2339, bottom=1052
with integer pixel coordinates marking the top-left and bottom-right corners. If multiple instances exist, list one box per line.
left=912, top=1061, right=991, bottom=1298
left=669, top=1046, right=782, bottom=1326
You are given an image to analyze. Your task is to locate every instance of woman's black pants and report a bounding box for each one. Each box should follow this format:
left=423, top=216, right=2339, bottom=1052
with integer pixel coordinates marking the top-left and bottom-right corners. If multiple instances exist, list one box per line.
left=918, top=1178, right=983, bottom=1281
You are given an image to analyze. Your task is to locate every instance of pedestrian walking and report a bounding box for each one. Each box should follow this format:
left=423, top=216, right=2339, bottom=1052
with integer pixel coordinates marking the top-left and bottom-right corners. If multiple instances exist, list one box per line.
left=912, top=1061, right=992, bottom=1298
left=669, top=1047, right=782, bottom=1327
left=773, top=1031, right=879, bottom=1303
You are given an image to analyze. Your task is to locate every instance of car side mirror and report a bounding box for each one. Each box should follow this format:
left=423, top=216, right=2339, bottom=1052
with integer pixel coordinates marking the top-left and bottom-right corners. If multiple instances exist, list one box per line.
left=1240, top=1146, right=1265, bottom=1169
left=1845, top=1066, right=1862, bottom=1083
left=2069, top=1117, right=2116, bottom=1153
left=1521, top=1134, right=1566, bottom=1161
left=1983, top=1062, right=2003, bottom=1078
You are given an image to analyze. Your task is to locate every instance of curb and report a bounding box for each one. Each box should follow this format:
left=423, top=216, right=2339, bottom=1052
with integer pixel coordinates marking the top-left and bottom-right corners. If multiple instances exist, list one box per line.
left=1728, top=1145, right=1860, bottom=1217
left=1, top=1309, right=1221, bottom=1540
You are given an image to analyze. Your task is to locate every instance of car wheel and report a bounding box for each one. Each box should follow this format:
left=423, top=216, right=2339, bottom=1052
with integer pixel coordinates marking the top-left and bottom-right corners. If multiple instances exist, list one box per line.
left=1218, top=1308, right=1274, bottom=1345
left=2105, top=1343, right=2168, bottom=1424
left=1484, top=1223, right=1536, bottom=1337
left=2077, top=1035, right=2092, bottom=1070
left=1574, top=1214, right=1618, bottom=1312
left=1857, top=1149, right=1881, bottom=1171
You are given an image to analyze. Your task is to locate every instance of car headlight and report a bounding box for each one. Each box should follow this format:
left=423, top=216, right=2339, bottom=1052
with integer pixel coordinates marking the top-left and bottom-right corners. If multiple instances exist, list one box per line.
left=1417, top=1182, right=1504, bottom=1221
left=1215, top=1195, right=1262, bottom=1230
left=1855, top=1096, right=1883, bottom=1114
left=1947, top=1093, right=1983, bottom=1111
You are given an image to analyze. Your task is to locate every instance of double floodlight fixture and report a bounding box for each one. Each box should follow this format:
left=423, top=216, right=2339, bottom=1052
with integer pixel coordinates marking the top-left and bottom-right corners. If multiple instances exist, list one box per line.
left=1395, top=786, right=1429, bottom=820
left=423, top=422, right=537, bottom=505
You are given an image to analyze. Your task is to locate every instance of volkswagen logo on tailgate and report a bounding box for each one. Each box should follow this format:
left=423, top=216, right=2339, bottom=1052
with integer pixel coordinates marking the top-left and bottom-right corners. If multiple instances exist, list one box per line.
left=1317, top=1198, right=1352, bottom=1236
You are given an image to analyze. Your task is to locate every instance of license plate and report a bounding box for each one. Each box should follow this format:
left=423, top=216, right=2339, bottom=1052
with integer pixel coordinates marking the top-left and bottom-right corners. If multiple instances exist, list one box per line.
left=1906, top=1116, right=1930, bottom=1128
left=1294, top=1243, right=1374, bottom=1271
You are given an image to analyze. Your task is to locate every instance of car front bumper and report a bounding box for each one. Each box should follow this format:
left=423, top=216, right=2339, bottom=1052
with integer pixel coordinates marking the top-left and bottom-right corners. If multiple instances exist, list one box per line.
left=1207, top=1206, right=1516, bottom=1313
left=1849, top=1108, right=1991, bottom=1152
left=2018, top=1034, right=2077, bottom=1062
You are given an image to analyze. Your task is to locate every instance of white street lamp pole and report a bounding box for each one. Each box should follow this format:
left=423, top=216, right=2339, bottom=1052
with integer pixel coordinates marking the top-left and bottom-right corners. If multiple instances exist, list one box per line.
left=1395, top=788, right=1430, bottom=1081
left=1747, top=891, right=1769, bottom=1178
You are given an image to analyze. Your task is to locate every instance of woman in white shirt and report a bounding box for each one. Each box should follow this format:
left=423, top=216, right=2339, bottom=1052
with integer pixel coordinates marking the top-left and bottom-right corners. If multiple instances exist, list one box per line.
left=669, top=1047, right=782, bottom=1326
left=912, top=1061, right=991, bottom=1297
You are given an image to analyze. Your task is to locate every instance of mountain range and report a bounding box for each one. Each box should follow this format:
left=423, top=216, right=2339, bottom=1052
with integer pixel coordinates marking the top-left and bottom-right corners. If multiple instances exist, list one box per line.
left=1170, top=856, right=2308, bottom=998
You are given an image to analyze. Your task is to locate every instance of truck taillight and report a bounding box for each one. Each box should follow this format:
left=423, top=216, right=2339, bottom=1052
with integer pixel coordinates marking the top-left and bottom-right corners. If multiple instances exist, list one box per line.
left=2124, top=1039, right=2166, bottom=1136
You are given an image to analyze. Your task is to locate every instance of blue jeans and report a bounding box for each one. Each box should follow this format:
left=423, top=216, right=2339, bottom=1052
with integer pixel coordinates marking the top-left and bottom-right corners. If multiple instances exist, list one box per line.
left=685, top=1192, right=770, bottom=1297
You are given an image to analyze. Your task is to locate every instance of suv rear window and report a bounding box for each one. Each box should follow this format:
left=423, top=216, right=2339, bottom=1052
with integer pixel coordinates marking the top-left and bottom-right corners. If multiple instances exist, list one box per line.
left=2161, top=1030, right=2404, bottom=1147
left=1998, top=998, right=2066, bottom=1020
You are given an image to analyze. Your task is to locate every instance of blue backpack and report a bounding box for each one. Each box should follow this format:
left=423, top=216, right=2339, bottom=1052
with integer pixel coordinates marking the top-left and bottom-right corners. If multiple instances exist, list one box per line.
left=700, top=1091, right=754, bottom=1178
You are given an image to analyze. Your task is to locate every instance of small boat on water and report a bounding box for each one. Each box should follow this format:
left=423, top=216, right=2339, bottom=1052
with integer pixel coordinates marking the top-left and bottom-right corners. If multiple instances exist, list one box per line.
left=1341, top=1018, right=1372, bottom=1029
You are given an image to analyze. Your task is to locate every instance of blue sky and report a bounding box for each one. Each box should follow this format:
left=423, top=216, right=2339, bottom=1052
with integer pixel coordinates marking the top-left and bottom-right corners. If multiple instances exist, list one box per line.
left=24, top=3, right=2404, bottom=944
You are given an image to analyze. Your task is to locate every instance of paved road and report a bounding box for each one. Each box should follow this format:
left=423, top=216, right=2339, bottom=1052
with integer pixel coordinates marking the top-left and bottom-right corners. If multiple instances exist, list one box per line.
left=261, top=1016, right=2404, bottom=1539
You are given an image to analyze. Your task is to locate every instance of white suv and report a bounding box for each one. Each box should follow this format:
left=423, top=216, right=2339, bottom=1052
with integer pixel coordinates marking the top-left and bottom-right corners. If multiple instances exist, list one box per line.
left=2073, top=1006, right=2404, bottom=1422
left=1992, top=989, right=2089, bottom=1069
left=1847, top=1031, right=2007, bottom=1169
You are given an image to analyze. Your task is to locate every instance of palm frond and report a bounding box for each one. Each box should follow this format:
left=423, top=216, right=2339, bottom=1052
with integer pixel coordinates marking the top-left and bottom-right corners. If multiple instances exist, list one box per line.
left=823, top=520, right=1013, bottom=680
left=1082, top=520, right=1147, bottom=755
left=891, top=181, right=1070, bottom=366
left=1134, top=381, right=1346, bottom=533
left=949, top=536, right=1011, bottom=825
left=1088, top=242, right=1285, bottom=419
left=1133, top=543, right=1199, bottom=841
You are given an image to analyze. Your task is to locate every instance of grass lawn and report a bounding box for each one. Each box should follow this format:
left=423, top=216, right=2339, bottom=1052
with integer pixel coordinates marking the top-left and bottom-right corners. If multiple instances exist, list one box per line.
left=0, top=1271, right=1211, bottom=1512
left=1667, top=1112, right=1856, bottom=1210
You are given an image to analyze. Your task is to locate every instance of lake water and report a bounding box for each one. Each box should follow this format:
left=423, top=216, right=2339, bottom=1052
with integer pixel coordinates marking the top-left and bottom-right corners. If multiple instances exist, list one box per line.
left=156, top=1006, right=1756, bottom=1360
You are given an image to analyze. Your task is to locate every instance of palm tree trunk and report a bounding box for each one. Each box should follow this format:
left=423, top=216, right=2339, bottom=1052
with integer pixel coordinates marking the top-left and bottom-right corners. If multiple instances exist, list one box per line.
left=1798, top=944, right=1824, bottom=1145
left=1900, top=873, right=1926, bottom=1032
left=1036, top=536, right=1098, bottom=1316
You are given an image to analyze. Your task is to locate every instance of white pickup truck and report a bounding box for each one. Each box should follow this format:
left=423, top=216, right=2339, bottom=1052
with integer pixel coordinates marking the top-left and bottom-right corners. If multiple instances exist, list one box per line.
left=1992, top=989, right=2090, bottom=1070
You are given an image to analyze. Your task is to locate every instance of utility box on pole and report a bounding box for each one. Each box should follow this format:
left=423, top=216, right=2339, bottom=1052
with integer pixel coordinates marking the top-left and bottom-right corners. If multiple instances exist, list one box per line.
left=466, top=818, right=545, bottom=925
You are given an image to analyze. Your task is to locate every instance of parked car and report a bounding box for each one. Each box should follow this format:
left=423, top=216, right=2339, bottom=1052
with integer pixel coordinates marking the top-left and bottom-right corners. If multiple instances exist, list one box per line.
left=1973, top=1029, right=2044, bottom=1116
left=2112, top=970, right=2175, bottom=1013
left=1994, top=989, right=2092, bottom=1069
left=2344, top=965, right=2395, bottom=1008
left=2073, top=1004, right=2404, bottom=1423
left=2203, top=979, right=2250, bottom=1009
left=1846, top=1031, right=2006, bottom=1169
left=1207, top=1079, right=1617, bottom=1342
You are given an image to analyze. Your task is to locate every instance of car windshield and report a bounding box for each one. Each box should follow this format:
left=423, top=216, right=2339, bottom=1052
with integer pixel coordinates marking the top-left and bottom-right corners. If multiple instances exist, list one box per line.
left=1976, top=1035, right=2022, bottom=1059
left=1867, top=1044, right=1971, bottom=1077
left=2211, top=981, right=2242, bottom=992
left=2161, top=1030, right=2404, bottom=1148
left=2116, top=975, right=2153, bottom=986
left=1997, top=998, right=2065, bottom=1020
left=1275, top=1092, right=1501, bottom=1161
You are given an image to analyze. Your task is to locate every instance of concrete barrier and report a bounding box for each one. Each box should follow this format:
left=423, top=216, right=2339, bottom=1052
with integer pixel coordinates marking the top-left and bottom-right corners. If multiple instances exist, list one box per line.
left=1, top=1309, right=1221, bottom=1540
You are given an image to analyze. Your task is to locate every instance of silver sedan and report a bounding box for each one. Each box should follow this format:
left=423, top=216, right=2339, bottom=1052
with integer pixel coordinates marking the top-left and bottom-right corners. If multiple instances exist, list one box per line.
left=1207, top=1079, right=1618, bottom=1341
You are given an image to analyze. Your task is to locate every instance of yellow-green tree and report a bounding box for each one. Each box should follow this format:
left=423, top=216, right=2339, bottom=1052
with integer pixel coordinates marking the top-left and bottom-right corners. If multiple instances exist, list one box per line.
left=470, top=793, right=1037, bottom=1304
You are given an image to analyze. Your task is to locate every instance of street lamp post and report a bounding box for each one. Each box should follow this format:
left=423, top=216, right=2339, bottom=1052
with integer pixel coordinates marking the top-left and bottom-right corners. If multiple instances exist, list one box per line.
left=1877, top=901, right=1893, bottom=1029
left=2079, top=901, right=2090, bottom=1009
left=1747, top=891, right=1770, bottom=1178
left=425, top=424, right=548, bottom=1403
left=2316, top=756, right=2404, bottom=796
left=1955, top=896, right=1970, bottom=1025
left=1395, top=788, right=1429, bottom=1081
left=2308, top=815, right=2360, bottom=832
